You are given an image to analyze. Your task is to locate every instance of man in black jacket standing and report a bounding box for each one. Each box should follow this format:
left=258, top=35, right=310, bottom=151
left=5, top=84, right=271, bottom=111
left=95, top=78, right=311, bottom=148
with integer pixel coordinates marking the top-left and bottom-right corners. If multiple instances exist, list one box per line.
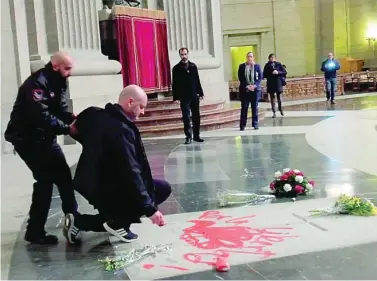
left=172, top=48, right=204, bottom=144
left=4, top=52, right=78, bottom=245
left=63, top=85, right=171, bottom=244
left=263, top=53, right=287, bottom=118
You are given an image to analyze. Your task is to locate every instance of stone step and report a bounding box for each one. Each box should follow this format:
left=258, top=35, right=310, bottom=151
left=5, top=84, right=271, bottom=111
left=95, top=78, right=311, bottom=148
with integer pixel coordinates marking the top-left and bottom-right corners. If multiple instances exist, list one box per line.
left=136, top=107, right=240, bottom=127
left=143, top=100, right=225, bottom=117
left=140, top=109, right=266, bottom=138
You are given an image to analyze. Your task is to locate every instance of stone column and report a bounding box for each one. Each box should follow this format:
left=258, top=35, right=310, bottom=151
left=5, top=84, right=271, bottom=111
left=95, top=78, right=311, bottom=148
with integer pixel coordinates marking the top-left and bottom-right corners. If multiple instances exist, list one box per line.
left=163, top=0, right=229, bottom=102
left=316, top=0, right=335, bottom=68
left=2, top=0, right=31, bottom=154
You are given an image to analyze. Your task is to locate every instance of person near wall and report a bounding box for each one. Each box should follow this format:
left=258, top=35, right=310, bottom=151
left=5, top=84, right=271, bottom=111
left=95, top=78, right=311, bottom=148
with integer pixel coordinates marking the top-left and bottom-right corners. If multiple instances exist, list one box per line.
left=238, top=52, right=263, bottom=130
left=321, top=52, right=340, bottom=104
left=4, top=52, right=79, bottom=245
left=172, top=47, right=205, bottom=144
left=263, top=53, right=287, bottom=118
left=63, top=85, right=171, bottom=244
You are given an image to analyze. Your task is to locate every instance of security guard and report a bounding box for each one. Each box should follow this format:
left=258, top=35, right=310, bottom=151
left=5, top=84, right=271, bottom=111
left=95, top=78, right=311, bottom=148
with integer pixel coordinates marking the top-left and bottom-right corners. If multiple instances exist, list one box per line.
left=4, top=52, right=79, bottom=245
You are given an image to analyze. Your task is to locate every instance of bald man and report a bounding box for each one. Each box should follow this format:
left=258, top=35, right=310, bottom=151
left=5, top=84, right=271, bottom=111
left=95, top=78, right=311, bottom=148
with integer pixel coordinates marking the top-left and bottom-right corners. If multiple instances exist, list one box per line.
left=4, top=52, right=78, bottom=245
left=63, top=85, right=171, bottom=244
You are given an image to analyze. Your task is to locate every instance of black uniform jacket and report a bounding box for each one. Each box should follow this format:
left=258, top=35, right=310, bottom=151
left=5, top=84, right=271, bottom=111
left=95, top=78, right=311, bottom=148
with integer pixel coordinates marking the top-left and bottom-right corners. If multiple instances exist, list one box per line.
left=262, top=61, right=287, bottom=94
left=172, top=61, right=204, bottom=101
left=73, top=103, right=158, bottom=222
left=4, top=62, right=74, bottom=145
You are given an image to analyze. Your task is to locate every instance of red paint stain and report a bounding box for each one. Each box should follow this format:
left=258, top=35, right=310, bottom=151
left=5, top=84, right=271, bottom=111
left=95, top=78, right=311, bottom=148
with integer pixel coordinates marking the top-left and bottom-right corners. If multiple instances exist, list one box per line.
left=160, top=265, right=189, bottom=271
left=180, top=210, right=297, bottom=265
left=142, top=264, right=155, bottom=269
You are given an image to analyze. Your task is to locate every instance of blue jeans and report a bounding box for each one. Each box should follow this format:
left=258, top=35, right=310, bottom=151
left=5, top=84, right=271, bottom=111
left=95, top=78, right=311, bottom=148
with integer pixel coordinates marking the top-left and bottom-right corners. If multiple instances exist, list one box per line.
left=325, top=77, right=337, bottom=101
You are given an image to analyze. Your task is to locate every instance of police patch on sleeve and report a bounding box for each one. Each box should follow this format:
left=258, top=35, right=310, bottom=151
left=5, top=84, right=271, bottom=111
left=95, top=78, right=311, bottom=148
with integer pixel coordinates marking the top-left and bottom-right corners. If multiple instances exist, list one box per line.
left=32, top=89, right=44, bottom=101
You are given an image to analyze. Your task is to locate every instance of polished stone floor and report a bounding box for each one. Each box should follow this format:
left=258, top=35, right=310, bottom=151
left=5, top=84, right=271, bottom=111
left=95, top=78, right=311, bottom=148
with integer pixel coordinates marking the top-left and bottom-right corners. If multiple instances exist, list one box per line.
left=3, top=94, right=377, bottom=280
left=281, top=94, right=377, bottom=111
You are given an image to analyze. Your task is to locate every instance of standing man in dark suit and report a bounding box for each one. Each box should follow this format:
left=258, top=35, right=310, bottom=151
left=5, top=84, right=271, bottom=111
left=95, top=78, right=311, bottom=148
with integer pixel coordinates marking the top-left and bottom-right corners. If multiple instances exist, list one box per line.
left=4, top=52, right=79, bottom=245
left=172, top=48, right=204, bottom=144
left=238, top=52, right=263, bottom=130
left=321, top=52, right=340, bottom=104
left=263, top=53, right=287, bottom=118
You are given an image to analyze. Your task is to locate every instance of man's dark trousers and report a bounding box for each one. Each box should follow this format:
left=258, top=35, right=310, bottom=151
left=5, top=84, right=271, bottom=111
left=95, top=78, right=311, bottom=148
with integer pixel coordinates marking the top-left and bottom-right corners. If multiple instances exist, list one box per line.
left=75, top=179, right=172, bottom=232
left=14, top=139, right=77, bottom=236
left=326, top=77, right=337, bottom=101
left=180, top=97, right=200, bottom=139
left=240, top=90, right=260, bottom=129
left=269, top=92, right=283, bottom=113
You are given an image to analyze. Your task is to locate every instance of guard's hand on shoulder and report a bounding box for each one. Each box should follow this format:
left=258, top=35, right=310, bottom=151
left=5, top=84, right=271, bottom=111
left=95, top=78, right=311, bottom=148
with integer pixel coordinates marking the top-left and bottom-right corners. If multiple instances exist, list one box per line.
left=69, top=120, right=78, bottom=136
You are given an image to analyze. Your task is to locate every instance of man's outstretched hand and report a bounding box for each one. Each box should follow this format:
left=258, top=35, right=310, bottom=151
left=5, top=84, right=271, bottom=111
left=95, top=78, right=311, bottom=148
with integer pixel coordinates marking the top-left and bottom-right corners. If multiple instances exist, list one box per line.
left=149, top=210, right=165, bottom=226
left=69, top=120, right=78, bottom=136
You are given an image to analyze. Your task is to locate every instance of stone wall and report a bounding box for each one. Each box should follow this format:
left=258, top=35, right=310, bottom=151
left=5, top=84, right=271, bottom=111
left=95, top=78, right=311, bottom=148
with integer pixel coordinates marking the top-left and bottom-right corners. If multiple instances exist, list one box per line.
left=220, top=0, right=377, bottom=81
left=348, top=0, right=377, bottom=60
left=221, top=0, right=316, bottom=79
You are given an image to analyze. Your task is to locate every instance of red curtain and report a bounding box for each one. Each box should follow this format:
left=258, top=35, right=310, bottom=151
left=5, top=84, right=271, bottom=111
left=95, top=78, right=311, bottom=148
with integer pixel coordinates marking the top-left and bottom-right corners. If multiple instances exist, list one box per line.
left=115, top=7, right=171, bottom=93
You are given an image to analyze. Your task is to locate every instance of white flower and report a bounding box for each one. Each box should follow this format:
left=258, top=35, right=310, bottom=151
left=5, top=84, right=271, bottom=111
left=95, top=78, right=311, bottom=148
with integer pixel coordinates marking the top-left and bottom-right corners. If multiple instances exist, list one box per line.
left=274, top=171, right=282, bottom=178
left=283, top=184, right=292, bottom=192
left=283, top=168, right=290, bottom=173
left=295, top=175, right=304, bottom=183
left=306, top=183, right=313, bottom=190
left=293, top=169, right=300, bottom=174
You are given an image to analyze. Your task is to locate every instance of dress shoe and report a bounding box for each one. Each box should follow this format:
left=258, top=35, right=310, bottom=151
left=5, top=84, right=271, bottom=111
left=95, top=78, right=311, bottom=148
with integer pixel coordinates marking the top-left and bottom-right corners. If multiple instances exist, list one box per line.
left=331, top=100, right=336, bottom=104
left=272, top=113, right=276, bottom=118
left=254, top=126, right=259, bottom=130
left=184, top=138, right=192, bottom=145
left=25, top=232, right=58, bottom=245
left=193, top=137, right=204, bottom=142
left=240, top=127, right=245, bottom=131
left=280, top=110, right=284, bottom=116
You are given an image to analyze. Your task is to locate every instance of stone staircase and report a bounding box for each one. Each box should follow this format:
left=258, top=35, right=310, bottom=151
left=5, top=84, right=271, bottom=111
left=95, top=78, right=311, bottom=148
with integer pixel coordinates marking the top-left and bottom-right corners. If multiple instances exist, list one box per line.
left=136, top=99, right=266, bottom=137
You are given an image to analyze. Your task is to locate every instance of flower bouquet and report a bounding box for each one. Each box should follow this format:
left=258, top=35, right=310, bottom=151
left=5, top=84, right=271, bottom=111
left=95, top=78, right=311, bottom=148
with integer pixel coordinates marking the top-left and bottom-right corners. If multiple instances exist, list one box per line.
left=217, top=190, right=275, bottom=207
left=268, top=168, right=315, bottom=198
left=99, top=244, right=172, bottom=271
left=309, top=194, right=377, bottom=216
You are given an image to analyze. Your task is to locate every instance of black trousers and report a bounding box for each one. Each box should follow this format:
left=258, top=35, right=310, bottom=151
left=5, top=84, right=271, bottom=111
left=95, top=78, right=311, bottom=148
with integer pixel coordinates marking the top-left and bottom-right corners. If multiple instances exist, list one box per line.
left=240, top=90, right=260, bottom=129
left=180, top=98, right=201, bottom=139
left=14, top=140, right=78, bottom=236
left=75, top=179, right=172, bottom=232
left=269, top=92, right=283, bottom=113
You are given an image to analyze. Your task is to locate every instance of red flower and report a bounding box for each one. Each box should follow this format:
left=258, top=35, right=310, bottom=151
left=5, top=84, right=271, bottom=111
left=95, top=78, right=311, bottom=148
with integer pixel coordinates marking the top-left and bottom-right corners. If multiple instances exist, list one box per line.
left=281, top=175, right=289, bottom=181
left=269, top=182, right=275, bottom=190
left=296, top=172, right=304, bottom=176
left=294, top=185, right=304, bottom=193
left=309, top=180, right=315, bottom=187
left=288, top=171, right=295, bottom=176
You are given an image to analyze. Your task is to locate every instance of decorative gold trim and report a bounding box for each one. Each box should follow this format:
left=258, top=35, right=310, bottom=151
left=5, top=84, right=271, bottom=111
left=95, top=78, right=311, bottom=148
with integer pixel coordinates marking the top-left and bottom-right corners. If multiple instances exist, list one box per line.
left=113, top=5, right=166, bottom=19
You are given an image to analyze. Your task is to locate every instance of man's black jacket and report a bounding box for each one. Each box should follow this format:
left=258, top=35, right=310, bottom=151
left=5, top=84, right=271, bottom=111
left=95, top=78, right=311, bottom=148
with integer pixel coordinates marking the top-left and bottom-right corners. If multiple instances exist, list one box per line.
left=4, top=62, right=74, bottom=145
left=262, top=61, right=287, bottom=94
left=73, top=103, right=157, bottom=222
left=172, top=61, right=204, bottom=101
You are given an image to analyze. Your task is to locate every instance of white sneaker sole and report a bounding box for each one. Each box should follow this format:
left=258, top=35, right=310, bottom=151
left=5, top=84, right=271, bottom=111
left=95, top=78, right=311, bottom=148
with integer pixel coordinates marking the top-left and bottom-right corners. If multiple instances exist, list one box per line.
left=103, top=223, right=135, bottom=243
left=64, top=214, right=75, bottom=244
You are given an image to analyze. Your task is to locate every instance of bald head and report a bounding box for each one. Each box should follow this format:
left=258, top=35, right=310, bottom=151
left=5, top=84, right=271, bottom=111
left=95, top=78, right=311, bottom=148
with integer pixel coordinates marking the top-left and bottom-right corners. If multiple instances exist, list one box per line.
left=51, top=51, right=73, bottom=78
left=118, top=85, right=147, bottom=121
left=328, top=52, right=334, bottom=60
